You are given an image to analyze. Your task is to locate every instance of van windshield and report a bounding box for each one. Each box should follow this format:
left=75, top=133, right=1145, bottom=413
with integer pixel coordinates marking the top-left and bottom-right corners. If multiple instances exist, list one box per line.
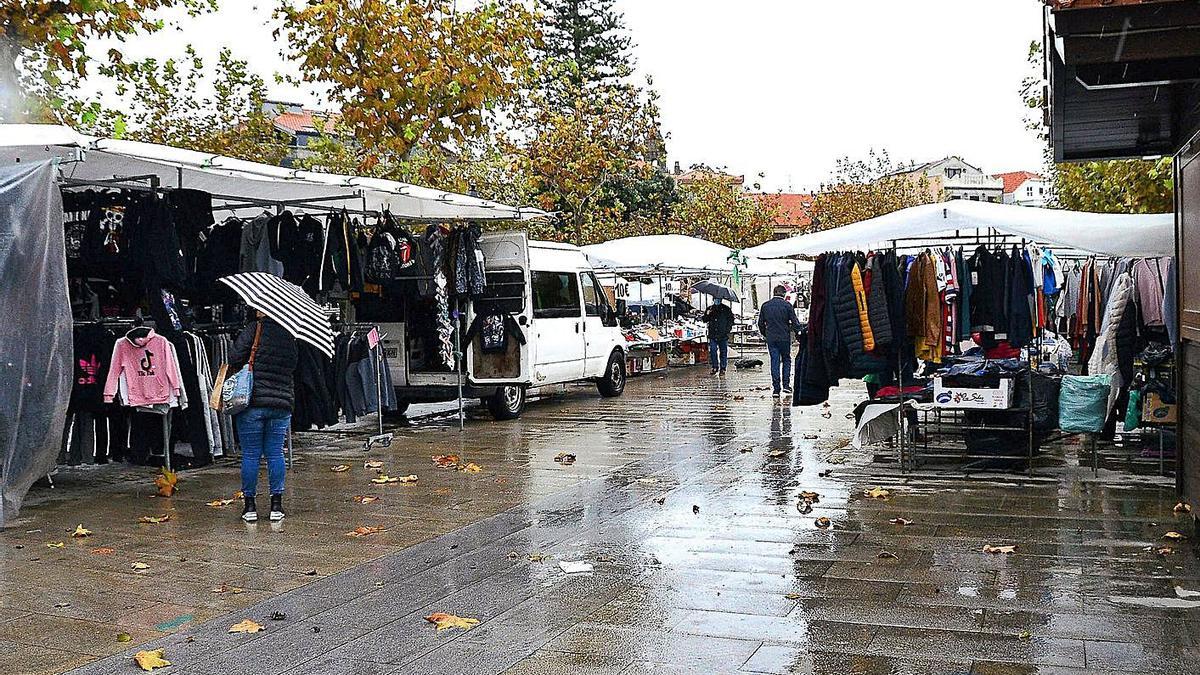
left=532, top=271, right=581, bottom=319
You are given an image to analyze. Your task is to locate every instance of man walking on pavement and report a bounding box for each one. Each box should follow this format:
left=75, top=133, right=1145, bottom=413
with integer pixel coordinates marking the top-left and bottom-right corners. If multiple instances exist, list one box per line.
left=702, top=298, right=735, bottom=375
left=758, top=285, right=802, bottom=399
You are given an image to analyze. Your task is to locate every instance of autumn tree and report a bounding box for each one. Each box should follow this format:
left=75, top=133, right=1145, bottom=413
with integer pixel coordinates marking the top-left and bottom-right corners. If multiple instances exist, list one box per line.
left=807, top=150, right=935, bottom=230
left=540, top=0, right=633, bottom=93
left=0, top=0, right=215, bottom=122
left=277, top=0, right=541, bottom=173
left=671, top=172, right=779, bottom=249
left=1021, top=40, right=1173, bottom=213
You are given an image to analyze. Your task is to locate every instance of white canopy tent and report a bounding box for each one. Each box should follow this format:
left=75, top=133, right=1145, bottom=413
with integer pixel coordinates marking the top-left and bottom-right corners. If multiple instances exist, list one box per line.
left=746, top=201, right=1175, bottom=259
left=0, top=124, right=548, bottom=221
left=582, top=234, right=810, bottom=276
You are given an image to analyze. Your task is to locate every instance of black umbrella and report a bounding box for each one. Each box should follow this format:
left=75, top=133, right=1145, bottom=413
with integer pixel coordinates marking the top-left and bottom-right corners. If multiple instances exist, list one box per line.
left=691, top=279, right=740, bottom=303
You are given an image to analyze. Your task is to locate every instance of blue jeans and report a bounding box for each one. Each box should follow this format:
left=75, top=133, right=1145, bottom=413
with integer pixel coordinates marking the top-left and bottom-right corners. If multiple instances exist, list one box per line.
left=767, top=340, right=792, bottom=394
left=709, top=338, right=729, bottom=371
left=236, top=407, right=291, bottom=497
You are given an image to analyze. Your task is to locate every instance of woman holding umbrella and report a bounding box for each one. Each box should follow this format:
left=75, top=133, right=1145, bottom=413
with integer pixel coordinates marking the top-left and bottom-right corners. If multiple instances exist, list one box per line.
left=219, top=271, right=334, bottom=523
left=228, top=311, right=297, bottom=522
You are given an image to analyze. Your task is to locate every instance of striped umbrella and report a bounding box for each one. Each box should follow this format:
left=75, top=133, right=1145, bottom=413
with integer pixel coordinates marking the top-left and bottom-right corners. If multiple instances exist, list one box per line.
left=218, top=273, right=335, bottom=357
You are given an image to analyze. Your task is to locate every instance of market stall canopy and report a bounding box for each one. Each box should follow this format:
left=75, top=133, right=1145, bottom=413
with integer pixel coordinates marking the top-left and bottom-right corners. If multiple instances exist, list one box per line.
left=746, top=201, right=1175, bottom=259
left=0, top=124, right=549, bottom=222
left=582, top=234, right=809, bottom=277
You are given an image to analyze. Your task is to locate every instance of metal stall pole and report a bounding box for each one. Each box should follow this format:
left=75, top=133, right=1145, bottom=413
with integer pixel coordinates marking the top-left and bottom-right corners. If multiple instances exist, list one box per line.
left=365, top=327, right=394, bottom=452
left=454, top=302, right=465, bottom=431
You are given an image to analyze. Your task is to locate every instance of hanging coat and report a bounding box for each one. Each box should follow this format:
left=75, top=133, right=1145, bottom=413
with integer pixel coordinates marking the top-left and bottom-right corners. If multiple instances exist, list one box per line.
left=850, top=263, right=876, bottom=353
left=864, top=254, right=893, bottom=352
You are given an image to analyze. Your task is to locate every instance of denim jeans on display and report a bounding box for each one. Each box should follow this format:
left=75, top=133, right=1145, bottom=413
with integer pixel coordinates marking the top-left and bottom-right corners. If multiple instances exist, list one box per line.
left=767, top=340, right=792, bottom=394
left=236, top=406, right=291, bottom=497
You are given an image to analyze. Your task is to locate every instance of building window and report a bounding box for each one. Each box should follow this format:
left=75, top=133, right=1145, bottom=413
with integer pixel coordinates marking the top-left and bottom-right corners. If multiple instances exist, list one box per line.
left=946, top=168, right=963, bottom=179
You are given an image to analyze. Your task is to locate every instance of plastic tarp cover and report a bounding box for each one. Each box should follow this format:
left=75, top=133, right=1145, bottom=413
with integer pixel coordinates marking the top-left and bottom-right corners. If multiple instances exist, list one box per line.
left=1059, top=374, right=1112, bottom=434
left=0, top=160, right=70, bottom=526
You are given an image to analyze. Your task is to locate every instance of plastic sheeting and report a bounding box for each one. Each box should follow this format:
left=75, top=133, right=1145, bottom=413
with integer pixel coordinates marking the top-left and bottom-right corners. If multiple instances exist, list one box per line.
left=0, top=160, right=71, bottom=526
left=746, top=201, right=1175, bottom=259
left=582, top=234, right=810, bottom=276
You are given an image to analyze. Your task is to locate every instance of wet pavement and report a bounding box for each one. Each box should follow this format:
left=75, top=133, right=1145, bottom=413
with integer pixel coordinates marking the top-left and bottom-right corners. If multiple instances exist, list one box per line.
left=1, top=358, right=1197, bottom=674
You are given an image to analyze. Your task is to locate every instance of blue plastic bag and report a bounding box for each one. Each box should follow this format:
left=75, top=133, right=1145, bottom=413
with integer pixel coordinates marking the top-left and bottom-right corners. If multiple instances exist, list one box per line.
left=1059, top=374, right=1111, bottom=433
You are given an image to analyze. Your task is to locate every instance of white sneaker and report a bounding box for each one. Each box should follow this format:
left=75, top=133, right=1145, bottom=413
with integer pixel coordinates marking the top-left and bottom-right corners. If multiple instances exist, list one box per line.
left=269, top=495, right=284, bottom=522
left=242, top=510, right=258, bottom=523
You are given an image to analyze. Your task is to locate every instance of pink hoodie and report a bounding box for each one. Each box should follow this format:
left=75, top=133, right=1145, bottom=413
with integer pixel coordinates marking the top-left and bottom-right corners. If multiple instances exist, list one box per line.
left=102, top=329, right=182, bottom=407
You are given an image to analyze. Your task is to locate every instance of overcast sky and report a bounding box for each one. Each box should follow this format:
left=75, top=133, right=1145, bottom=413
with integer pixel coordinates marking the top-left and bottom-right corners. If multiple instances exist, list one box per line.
left=123, top=1, right=1047, bottom=193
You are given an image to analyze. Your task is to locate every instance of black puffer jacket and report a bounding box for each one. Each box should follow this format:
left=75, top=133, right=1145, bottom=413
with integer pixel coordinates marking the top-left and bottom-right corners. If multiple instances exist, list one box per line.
left=830, top=256, right=866, bottom=360
left=229, top=318, right=298, bottom=412
left=865, top=255, right=893, bottom=351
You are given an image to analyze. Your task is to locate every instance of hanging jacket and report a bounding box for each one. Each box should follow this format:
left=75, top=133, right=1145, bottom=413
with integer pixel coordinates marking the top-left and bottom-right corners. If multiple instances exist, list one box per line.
left=274, top=212, right=325, bottom=292
left=849, top=262, right=875, bottom=353
left=831, top=256, right=870, bottom=363
left=103, top=329, right=183, bottom=407
left=1087, top=272, right=1137, bottom=412
left=229, top=318, right=298, bottom=411
left=905, top=253, right=941, bottom=362
left=864, top=255, right=893, bottom=352
left=1006, top=247, right=1034, bottom=347
left=1132, top=257, right=1167, bottom=327
left=239, top=213, right=284, bottom=276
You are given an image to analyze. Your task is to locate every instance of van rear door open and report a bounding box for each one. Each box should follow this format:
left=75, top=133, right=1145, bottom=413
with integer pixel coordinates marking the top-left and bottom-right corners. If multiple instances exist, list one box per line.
left=466, top=231, right=532, bottom=385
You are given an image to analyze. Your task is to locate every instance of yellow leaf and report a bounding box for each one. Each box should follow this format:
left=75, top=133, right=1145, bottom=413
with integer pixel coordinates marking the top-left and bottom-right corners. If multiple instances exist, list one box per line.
left=364, top=461, right=384, bottom=469
left=229, top=619, right=265, bottom=634
left=154, top=468, right=178, bottom=497
left=371, top=475, right=399, bottom=484
left=133, top=649, right=171, bottom=671
left=212, top=584, right=244, bottom=594
left=347, top=526, right=384, bottom=537
left=424, top=612, right=479, bottom=631
left=1164, top=531, right=1187, bottom=541
left=116, top=632, right=132, bottom=643
left=814, top=517, right=831, bottom=529
left=131, top=562, right=151, bottom=571
left=982, top=544, right=1017, bottom=555
left=139, top=514, right=171, bottom=524
left=798, top=491, right=820, bottom=503
left=330, top=465, right=351, bottom=473
left=459, top=462, right=482, bottom=473
left=46, top=541, right=65, bottom=549
left=91, top=547, right=114, bottom=555
left=432, top=454, right=460, bottom=467
left=72, top=524, right=92, bottom=538
left=889, top=518, right=912, bottom=526
left=783, top=593, right=803, bottom=600
left=207, top=499, right=235, bottom=507
left=397, top=474, right=418, bottom=483
left=352, top=495, right=379, bottom=504
left=865, top=487, right=890, bottom=500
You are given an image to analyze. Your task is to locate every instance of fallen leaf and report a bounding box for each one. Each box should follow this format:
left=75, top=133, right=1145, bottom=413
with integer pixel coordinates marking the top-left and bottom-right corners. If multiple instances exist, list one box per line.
left=116, top=632, right=132, bottom=643
left=154, top=468, right=178, bottom=497
left=731, top=395, right=745, bottom=401
left=814, top=517, right=831, bottom=529
left=432, top=454, right=461, bottom=467
left=653, top=496, right=665, bottom=505
left=878, top=551, right=898, bottom=560
left=739, top=446, right=753, bottom=453
left=270, top=611, right=286, bottom=621
left=889, top=517, right=912, bottom=526
left=352, top=495, right=379, bottom=504
left=783, top=593, right=803, bottom=600
left=692, top=505, right=701, bottom=514
left=459, top=462, right=482, bottom=473
left=228, top=619, right=265, bottom=634
left=553, top=452, right=576, bottom=465
left=138, top=514, right=171, bottom=524
left=303, top=569, right=318, bottom=576
left=131, top=562, right=151, bottom=571
left=54, top=602, right=71, bottom=608
left=207, top=498, right=236, bottom=508
left=818, top=469, right=833, bottom=478
left=364, top=460, right=384, bottom=469
left=798, top=491, right=820, bottom=503
left=234, top=491, right=244, bottom=499
left=1018, top=630, right=1031, bottom=640
left=211, top=584, right=244, bottom=594
left=528, top=553, right=547, bottom=562
left=1174, top=502, right=1192, bottom=514
left=347, top=526, right=384, bottom=537
left=371, top=474, right=417, bottom=484
left=981, top=542, right=1017, bottom=556
left=133, top=649, right=170, bottom=671
left=1156, top=547, right=1174, bottom=557
left=424, top=612, right=479, bottom=631
left=767, top=450, right=786, bottom=458
left=1164, top=531, right=1187, bottom=541
left=330, top=465, right=350, bottom=473
left=398, top=474, right=418, bottom=483
left=507, top=551, right=519, bottom=560
left=72, top=524, right=92, bottom=538
left=797, top=500, right=813, bottom=514
left=91, top=547, right=115, bottom=555
left=865, top=487, right=890, bottom=500
left=46, top=542, right=64, bottom=549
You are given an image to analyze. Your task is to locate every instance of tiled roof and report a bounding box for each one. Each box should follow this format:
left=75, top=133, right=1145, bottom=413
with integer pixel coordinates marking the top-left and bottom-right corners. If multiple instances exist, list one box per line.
left=272, top=110, right=338, bottom=135
left=755, top=193, right=814, bottom=227
left=992, top=171, right=1043, bottom=195
left=676, top=169, right=744, bottom=186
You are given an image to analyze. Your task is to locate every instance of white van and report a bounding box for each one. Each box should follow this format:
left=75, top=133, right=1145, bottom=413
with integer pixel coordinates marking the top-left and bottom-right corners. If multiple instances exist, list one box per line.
left=376, top=231, right=628, bottom=420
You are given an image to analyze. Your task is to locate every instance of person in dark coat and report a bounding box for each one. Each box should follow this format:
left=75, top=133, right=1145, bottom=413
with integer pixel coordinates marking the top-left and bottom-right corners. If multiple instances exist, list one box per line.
left=758, top=285, right=803, bottom=398
left=228, top=313, right=298, bottom=523
left=703, top=299, right=736, bottom=375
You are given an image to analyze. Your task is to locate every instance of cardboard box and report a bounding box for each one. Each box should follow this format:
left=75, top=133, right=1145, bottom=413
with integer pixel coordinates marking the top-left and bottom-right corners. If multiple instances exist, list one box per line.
left=933, top=377, right=1014, bottom=409
left=1143, top=392, right=1177, bottom=424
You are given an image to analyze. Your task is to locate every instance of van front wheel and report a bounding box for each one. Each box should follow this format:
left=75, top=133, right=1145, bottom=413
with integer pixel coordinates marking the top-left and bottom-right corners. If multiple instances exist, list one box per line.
left=487, top=385, right=525, bottom=420
left=597, top=352, right=627, bottom=397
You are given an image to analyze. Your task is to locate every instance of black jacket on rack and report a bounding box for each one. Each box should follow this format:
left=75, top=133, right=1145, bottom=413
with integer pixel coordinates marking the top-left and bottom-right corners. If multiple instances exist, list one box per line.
left=229, top=318, right=298, bottom=411
left=292, top=343, right=339, bottom=430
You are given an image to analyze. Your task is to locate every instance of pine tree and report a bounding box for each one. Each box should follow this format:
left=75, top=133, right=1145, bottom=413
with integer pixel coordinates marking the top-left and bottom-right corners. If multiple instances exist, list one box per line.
left=540, top=0, right=634, bottom=90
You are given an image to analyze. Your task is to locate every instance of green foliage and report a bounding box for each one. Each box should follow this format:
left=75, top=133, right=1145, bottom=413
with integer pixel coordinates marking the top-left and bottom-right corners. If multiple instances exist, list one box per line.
left=540, top=0, right=634, bottom=93
left=808, top=150, right=935, bottom=230
left=670, top=172, right=778, bottom=249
